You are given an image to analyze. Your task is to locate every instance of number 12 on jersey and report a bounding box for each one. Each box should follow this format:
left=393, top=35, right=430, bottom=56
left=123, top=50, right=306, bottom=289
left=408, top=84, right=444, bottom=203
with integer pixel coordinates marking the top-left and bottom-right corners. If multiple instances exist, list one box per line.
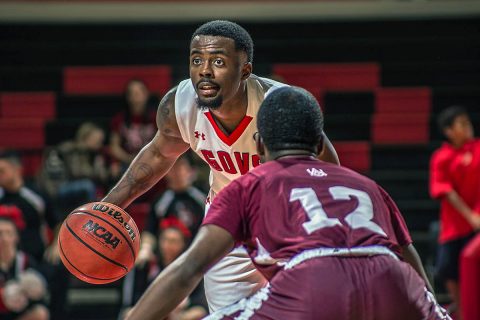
left=289, top=186, right=387, bottom=237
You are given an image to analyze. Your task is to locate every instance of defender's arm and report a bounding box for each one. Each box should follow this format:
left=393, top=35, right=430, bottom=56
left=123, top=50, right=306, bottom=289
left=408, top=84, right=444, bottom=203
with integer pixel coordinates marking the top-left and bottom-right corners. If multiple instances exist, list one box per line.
left=125, top=225, right=234, bottom=320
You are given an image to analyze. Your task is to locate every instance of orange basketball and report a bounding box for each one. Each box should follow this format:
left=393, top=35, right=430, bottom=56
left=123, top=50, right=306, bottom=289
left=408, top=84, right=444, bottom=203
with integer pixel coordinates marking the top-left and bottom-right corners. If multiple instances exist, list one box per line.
left=58, top=202, right=140, bottom=284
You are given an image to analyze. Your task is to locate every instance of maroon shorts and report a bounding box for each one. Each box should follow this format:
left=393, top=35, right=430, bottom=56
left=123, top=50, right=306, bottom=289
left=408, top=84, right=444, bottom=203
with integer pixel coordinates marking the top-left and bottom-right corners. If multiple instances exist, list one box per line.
left=211, top=255, right=449, bottom=320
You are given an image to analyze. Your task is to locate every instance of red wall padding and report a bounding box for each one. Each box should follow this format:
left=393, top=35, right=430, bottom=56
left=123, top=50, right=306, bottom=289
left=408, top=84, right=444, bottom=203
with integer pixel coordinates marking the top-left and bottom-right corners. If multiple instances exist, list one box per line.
left=126, top=202, right=150, bottom=232
left=0, top=92, right=56, bottom=119
left=371, top=113, right=429, bottom=144
left=333, top=141, right=371, bottom=172
left=64, top=65, right=172, bottom=95
left=375, top=87, right=431, bottom=113
left=460, top=233, right=480, bottom=320
left=0, top=119, right=45, bottom=149
left=21, top=150, right=44, bottom=178
left=272, top=63, right=380, bottom=91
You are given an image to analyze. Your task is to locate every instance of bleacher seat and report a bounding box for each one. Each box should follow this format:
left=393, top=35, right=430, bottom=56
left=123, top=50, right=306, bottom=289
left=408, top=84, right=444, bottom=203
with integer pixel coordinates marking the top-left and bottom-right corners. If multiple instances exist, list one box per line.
left=334, top=141, right=370, bottom=173
left=0, top=92, right=56, bottom=120
left=63, top=65, right=171, bottom=95
left=371, top=87, right=432, bottom=144
left=272, top=63, right=380, bottom=92
left=21, top=150, right=44, bottom=178
left=372, top=113, right=430, bottom=144
left=375, top=87, right=431, bottom=113
left=126, top=202, right=150, bottom=232
left=0, top=119, right=45, bottom=149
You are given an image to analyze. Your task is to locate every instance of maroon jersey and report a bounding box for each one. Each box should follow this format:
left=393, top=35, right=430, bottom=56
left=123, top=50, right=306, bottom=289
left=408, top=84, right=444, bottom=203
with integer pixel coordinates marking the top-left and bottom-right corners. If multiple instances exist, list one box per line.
left=203, top=156, right=412, bottom=280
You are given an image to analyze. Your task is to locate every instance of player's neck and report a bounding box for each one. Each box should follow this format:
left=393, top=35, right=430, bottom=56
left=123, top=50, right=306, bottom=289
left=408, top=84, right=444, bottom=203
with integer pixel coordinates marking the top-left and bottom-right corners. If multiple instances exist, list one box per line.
left=209, top=83, right=248, bottom=135
left=3, top=179, right=23, bottom=193
left=449, top=137, right=472, bottom=149
left=267, top=150, right=317, bottom=161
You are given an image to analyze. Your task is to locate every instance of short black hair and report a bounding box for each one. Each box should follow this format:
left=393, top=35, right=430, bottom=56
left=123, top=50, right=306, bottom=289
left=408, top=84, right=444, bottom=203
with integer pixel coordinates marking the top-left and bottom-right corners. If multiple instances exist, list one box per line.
left=191, top=20, right=254, bottom=63
left=0, top=216, right=16, bottom=224
left=258, top=87, right=324, bottom=152
left=437, top=105, right=468, bottom=131
left=0, top=150, right=21, bottom=166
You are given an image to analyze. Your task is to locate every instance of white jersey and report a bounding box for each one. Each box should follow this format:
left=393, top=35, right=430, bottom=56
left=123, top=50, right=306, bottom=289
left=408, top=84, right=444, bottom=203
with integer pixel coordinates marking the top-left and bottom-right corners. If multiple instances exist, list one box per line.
left=175, top=75, right=287, bottom=311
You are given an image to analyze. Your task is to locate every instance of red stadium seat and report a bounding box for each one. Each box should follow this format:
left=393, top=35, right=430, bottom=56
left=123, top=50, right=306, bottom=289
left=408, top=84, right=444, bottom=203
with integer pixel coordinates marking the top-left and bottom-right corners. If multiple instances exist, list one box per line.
left=0, top=92, right=56, bottom=120
left=372, top=113, right=430, bottom=144
left=333, top=141, right=371, bottom=172
left=126, top=202, right=151, bottom=232
left=21, top=149, right=44, bottom=178
left=272, top=63, right=380, bottom=91
left=0, top=119, right=45, bottom=149
left=375, top=87, right=431, bottom=113
left=63, top=65, right=171, bottom=95
left=460, top=233, right=480, bottom=320
left=372, top=87, right=432, bottom=144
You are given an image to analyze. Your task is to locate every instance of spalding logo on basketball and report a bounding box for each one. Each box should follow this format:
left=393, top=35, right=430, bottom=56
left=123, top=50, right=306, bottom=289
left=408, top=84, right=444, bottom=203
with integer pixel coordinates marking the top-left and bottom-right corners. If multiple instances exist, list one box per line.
left=58, top=202, right=140, bottom=284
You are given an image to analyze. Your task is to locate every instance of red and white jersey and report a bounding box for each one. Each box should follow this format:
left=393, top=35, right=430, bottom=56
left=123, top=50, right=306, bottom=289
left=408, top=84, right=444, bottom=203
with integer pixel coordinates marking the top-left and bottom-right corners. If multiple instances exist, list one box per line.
left=203, top=156, right=413, bottom=281
left=175, top=75, right=287, bottom=201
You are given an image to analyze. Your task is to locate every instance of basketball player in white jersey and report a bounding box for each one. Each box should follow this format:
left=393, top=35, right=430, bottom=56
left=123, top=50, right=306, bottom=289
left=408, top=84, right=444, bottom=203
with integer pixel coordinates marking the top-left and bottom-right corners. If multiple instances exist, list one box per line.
left=102, top=20, right=339, bottom=311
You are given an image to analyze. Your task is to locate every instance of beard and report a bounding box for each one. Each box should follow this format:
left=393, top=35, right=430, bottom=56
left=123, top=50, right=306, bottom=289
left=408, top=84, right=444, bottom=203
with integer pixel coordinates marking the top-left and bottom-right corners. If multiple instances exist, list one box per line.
left=196, top=95, right=223, bottom=111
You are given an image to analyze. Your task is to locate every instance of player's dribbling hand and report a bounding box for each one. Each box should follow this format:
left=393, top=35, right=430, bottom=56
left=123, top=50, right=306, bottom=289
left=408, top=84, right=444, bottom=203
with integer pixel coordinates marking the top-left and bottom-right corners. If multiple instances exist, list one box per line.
left=18, top=269, right=47, bottom=300
left=2, top=281, right=28, bottom=312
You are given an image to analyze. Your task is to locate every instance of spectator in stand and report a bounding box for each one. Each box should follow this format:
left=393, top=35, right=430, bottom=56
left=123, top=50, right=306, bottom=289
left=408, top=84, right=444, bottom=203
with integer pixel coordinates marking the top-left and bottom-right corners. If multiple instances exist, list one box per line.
left=430, top=106, right=480, bottom=319
left=0, top=217, right=49, bottom=320
left=1, top=150, right=81, bottom=320
left=110, top=79, right=157, bottom=178
left=0, top=151, right=57, bottom=265
left=38, top=122, right=109, bottom=319
left=39, top=122, right=109, bottom=215
left=136, top=154, right=206, bottom=267
left=120, top=220, right=207, bottom=320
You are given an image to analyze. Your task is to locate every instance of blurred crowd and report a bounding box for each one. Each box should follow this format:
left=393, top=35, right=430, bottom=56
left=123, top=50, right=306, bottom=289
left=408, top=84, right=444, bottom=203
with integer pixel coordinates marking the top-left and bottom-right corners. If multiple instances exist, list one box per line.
left=0, top=79, right=209, bottom=320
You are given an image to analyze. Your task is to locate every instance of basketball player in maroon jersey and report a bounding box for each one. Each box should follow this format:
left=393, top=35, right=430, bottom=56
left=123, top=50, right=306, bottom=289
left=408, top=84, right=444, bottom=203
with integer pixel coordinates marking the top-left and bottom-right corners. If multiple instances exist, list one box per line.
left=125, top=86, right=449, bottom=320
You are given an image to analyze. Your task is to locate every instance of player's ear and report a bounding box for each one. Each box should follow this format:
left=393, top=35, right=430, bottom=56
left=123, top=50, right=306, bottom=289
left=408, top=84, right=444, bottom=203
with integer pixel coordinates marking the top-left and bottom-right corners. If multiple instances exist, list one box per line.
left=443, top=127, right=454, bottom=141
left=254, top=132, right=265, bottom=156
left=316, top=133, right=325, bottom=156
left=241, top=62, right=252, bottom=81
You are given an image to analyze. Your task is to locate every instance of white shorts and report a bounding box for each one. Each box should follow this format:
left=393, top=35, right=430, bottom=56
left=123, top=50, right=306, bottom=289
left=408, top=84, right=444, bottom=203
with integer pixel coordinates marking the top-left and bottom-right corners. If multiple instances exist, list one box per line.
left=204, top=246, right=268, bottom=312
left=203, top=196, right=267, bottom=312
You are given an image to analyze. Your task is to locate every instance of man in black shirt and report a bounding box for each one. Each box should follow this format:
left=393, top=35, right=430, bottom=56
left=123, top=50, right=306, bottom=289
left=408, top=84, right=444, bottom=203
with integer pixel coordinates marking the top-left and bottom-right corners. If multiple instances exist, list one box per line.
left=0, top=151, right=57, bottom=262
left=137, top=155, right=206, bottom=266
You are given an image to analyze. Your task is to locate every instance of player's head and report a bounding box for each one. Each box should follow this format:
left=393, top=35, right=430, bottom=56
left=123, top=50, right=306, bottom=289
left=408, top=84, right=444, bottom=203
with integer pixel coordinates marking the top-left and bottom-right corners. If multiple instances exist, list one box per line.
left=437, top=105, right=473, bottom=145
left=75, top=122, right=105, bottom=151
left=255, top=87, right=324, bottom=161
left=125, top=79, right=150, bottom=114
left=0, top=150, right=23, bottom=192
left=190, top=20, right=253, bottom=110
left=166, top=154, right=195, bottom=191
left=159, top=218, right=191, bottom=265
left=0, top=217, right=19, bottom=253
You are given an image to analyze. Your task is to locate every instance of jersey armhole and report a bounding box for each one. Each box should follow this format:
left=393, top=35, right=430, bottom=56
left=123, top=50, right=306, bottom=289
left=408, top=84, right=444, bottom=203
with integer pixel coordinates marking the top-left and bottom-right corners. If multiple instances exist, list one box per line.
left=174, top=80, right=194, bottom=144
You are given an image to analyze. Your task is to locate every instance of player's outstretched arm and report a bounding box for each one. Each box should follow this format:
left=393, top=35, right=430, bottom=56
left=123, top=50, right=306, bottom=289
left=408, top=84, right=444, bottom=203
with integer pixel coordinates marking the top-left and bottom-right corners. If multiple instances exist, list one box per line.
left=125, top=225, right=234, bottom=320
left=103, top=88, right=189, bottom=208
left=318, top=132, right=340, bottom=165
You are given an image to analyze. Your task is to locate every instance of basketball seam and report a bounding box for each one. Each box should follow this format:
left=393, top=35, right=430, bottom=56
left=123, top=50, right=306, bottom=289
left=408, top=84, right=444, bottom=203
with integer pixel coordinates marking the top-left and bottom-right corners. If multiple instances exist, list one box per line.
left=72, top=210, right=136, bottom=260
left=65, top=221, right=129, bottom=272
left=58, top=236, right=120, bottom=282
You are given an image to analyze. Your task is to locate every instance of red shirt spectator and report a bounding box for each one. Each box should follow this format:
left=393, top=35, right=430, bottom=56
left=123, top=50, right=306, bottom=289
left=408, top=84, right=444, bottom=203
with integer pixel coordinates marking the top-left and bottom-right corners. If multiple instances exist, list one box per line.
left=430, top=139, right=480, bottom=243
